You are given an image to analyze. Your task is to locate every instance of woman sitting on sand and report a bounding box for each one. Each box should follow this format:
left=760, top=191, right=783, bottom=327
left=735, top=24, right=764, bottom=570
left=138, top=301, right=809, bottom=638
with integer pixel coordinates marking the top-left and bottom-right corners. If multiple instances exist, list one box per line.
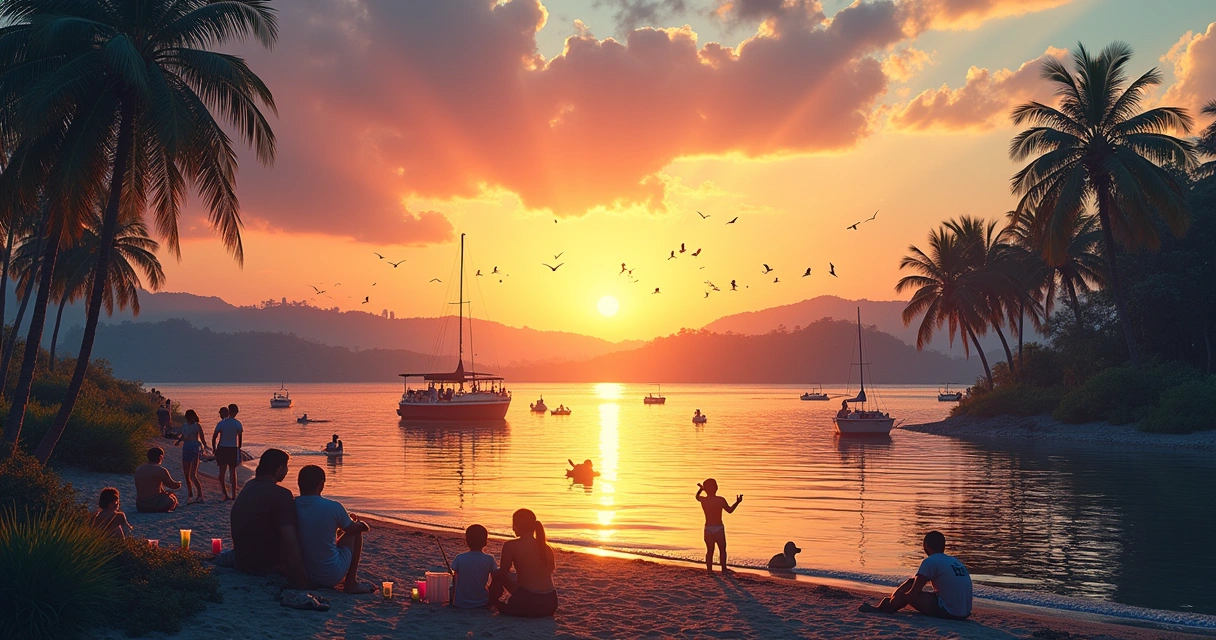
left=488, top=508, right=558, bottom=618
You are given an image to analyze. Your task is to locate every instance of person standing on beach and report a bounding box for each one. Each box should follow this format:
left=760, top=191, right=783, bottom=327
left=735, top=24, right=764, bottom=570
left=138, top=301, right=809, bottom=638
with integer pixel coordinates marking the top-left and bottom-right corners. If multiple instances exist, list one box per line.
left=212, top=404, right=243, bottom=500
left=293, top=464, right=374, bottom=593
left=134, top=447, right=182, bottom=513
left=489, top=509, right=558, bottom=618
left=696, top=478, right=742, bottom=573
left=156, top=400, right=171, bottom=437
left=176, top=409, right=208, bottom=504
left=230, top=449, right=308, bottom=588
left=858, top=531, right=972, bottom=620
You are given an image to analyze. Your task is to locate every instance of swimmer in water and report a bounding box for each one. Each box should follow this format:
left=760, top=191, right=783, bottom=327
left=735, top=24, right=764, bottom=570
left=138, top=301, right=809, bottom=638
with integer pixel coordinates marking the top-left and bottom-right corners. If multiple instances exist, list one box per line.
left=325, top=434, right=343, bottom=454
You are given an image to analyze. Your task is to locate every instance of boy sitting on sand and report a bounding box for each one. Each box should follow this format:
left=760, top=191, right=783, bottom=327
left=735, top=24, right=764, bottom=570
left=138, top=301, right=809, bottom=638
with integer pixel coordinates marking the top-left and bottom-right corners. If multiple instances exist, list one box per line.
left=696, top=478, right=742, bottom=573
left=90, top=487, right=133, bottom=539
left=858, top=531, right=972, bottom=620
left=452, top=524, right=498, bottom=608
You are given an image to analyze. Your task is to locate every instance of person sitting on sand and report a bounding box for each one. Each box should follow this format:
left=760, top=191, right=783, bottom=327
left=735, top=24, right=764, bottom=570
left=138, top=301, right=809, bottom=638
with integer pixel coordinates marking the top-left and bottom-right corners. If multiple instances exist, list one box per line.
left=90, top=487, right=133, bottom=539
left=134, top=447, right=181, bottom=513
left=230, top=449, right=308, bottom=588
left=858, top=531, right=972, bottom=620
left=488, top=508, right=558, bottom=617
left=453, top=524, right=497, bottom=608
left=293, top=464, right=374, bottom=593
left=325, top=434, right=343, bottom=454
left=696, top=478, right=742, bottom=573
left=768, top=541, right=801, bottom=570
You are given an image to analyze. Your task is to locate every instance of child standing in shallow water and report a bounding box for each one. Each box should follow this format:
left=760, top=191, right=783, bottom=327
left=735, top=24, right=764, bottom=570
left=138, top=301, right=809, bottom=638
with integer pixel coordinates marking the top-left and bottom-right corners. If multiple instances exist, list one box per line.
left=696, top=478, right=742, bottom=573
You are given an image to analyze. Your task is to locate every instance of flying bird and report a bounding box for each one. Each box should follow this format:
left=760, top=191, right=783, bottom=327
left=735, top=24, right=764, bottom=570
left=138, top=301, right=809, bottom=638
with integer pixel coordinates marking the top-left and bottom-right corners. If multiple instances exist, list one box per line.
left=475, top=270, right=482, bottom=276
left=846, top=221, right=861, bottom=230
left=374, top=252, right=385, bottom=259
left=620, top=263, right=627, bottom=274
left=829, top=263, right=837, bottom=277
left=865, top=210, right=879, bottom=223
left=429, top=278, right=442, bottom=283
left=773, top=277, right=780, bottom=283
left=802, top=268, right=812, bottom=277
left=761, top=264, right=773, bottom=274
left=542, top=263, right=564, bottom=271
left=310, top=285, right=325, bottom=295
left=362, top=296, right=369, bottom=304
left=554, top=252, right=564, bottom=260
left=653, top=288, right=661, bottom=294
left=730, top=280, right=737, bottom=291
left=698, top=211, right=710, bottom=219
left=679, top=243, right=686, bottom=253
left=704, top=291, right=710, bottom=298
left=372, top=282, right=377, bottom=286
left=492, top=266, right=500, bottom=274
left=388, top=260, right=406, bottom=267
left=726, top=216, right=738, bottom=224
left=691, top=248, right=701, bottom=257
left=668, top=251, right=676, bottom=260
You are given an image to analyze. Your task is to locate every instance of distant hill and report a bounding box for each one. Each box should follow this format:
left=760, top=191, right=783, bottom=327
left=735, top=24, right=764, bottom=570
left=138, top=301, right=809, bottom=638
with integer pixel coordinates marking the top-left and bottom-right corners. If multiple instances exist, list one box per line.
left=503, top=318, right=979, bottom=383
left=700, top=295, right=1036, bottom=356
left=73, top=318, right=980, bottom=384
left=44, top=291, right=643, bottom=366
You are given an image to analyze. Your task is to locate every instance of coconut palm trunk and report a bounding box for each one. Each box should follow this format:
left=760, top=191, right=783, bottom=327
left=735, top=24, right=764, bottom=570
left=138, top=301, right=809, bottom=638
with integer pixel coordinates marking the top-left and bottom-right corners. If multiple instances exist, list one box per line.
left=1095, top=182, right=1140, bottom=367
left=990, top=321, right=1015, bottom=372
left=4, top=218, right=63, bottom=442
left=965, top=322, right=993, bottom=388
left=1063, top=277, right=1084, bottom=329
left=0, top=213, right=45, bottom=393
left=48, top=295, right=67, bottom=365
left=34, top=102, right=134, bottom=464
left=0, top=225, right=13, bottom=351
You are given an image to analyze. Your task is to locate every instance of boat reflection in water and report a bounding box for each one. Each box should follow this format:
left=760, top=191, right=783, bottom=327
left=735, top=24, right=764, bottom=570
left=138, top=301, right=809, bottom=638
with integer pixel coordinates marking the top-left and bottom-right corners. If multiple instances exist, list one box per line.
left=397, top=419, right=510, bottom=510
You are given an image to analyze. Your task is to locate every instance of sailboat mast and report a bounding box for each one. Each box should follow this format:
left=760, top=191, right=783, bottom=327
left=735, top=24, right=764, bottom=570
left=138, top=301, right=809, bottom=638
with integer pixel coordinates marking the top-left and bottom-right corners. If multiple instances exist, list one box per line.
left=856, top=307, right=864, bottom=396
left=458, top=233, right=464, bottom=367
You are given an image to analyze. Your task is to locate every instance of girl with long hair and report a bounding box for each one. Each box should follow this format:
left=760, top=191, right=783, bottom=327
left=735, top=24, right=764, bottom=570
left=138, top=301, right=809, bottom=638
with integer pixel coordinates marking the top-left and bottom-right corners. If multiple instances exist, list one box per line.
left=488, top=508, right=558, bottom=617
left=175, top=409, right=209, bottom=503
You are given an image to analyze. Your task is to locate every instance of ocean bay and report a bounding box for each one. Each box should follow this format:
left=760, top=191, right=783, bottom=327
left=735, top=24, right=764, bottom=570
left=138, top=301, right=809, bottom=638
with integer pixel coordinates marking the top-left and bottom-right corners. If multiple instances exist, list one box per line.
left=151, top=381, right=1216, bottom=617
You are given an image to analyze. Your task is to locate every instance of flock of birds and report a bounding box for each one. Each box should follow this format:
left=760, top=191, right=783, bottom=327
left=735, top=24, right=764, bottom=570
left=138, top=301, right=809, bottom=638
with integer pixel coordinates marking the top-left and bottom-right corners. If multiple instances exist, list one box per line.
left=306, top=209, right=882, bottom=306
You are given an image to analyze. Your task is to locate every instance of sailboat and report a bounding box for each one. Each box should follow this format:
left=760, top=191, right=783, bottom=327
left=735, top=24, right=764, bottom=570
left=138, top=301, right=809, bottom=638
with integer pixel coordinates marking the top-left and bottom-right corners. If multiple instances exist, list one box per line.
left=643, top=383, right=666, bottom=405
left=270, top=384, right=292, bottom=408
left=833, top=308, right=896, bottom=436
left=937, top=384, right=963, bottom=402
left=396, top=234, right=512, bottom=421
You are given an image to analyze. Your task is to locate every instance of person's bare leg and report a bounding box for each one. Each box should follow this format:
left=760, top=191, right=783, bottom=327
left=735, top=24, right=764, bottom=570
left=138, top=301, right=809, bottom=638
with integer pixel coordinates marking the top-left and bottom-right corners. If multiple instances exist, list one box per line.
left=882, top=579, right=915, bottom=612
left=488, top=568, right=518, bottom=607
left=718, top=536, right=730, bottom=573
left=218, top=464, right=230, bottom=499
left=337, top=531, right=374, bottom=594
left=228, top=466, right=239, bottom=495
left=704, top=538, right=714, bottom=572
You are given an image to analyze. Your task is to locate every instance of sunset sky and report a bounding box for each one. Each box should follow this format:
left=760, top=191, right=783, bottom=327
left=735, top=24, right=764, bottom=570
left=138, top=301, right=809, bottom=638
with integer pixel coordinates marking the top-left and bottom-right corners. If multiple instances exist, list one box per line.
left=158, top=0, right=1216, bottom=342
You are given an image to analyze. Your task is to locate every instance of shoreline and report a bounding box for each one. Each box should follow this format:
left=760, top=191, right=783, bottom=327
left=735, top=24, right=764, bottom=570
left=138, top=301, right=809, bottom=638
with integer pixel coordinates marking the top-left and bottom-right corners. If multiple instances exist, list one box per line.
left=53, top=437, right=1216, bottom=639
left=902, top=414, right=1216, bottom=451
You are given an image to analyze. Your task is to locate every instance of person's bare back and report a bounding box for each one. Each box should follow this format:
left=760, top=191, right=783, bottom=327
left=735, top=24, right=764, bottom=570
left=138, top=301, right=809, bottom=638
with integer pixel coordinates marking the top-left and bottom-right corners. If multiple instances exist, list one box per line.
left=134, top=463, right=177, bottom=501
left=699, top=494, right=729, bottom=527
left=501, top=537, right=555, bottom=593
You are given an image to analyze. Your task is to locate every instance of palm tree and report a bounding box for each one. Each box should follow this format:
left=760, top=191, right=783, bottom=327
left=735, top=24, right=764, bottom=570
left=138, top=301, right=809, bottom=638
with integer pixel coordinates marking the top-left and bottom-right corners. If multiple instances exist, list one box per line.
left=1199, top=100, right=1216, bottom=178
left=897, top=224, right=996, bottom=388
left=1005, top=210, right=1105, bottom=330
left=0, top=215, right=48, bottom=388
left=48, top=214, right=166, bottom=365
left=0, top=0, right=278, bottom=462
left=946, top=215, right=1020, bottom=371
left=1009, top=42, right=1198, bottom=367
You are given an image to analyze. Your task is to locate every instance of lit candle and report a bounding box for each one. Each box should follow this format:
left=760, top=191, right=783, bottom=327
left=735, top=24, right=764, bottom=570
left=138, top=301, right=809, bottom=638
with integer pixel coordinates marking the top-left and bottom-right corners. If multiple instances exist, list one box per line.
left=415, top=580, right=426, bottom=601
left=211, top=538, right=222, bottom=555
left=180, top=529, right=192, bottom=550
left=411, top=588, right=419, bottom=600
left=148, top=539, right=159, bottom=547
left=382, top=581, right=393, bottom=600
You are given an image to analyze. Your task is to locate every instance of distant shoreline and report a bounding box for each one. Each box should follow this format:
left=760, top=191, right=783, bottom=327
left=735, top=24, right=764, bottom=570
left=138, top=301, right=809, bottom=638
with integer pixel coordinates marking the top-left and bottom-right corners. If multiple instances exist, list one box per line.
left=903, top=414, right=1216, bottom=451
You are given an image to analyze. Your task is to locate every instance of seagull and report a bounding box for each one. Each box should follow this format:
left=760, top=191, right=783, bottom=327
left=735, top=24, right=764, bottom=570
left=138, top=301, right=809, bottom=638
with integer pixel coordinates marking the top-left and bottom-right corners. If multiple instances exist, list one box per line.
left=388, top=260, right=405, bottom=267
left=372, top=282, right=377, bottom=286
left=846, top=221, right=860, bottom=230
left=668, top=251, right=676, bottom=260
left=362, top=296, right=369, bottom=304
left=334, top=283, right=341, bottom=287
left=727, top=216, right=738, bottom=224
left=698, top=211, right=710, bottom=219
left=653, top=287, right=661, bottom=294
left=429, top=278, right=442, bottom=283
left=554, top=252, right=564, bottom=260
left=620, top=263, right=627, bottom=274
left=679, top=243, right=686, bottom=253
left=829, top=263, right=837, bottom=277
left=492, top=266, right=500, bottom=274
left=761, top=264, right=773, bottom=274
left=773, top=277, right=780, bottom=283
left=730, top=280, right=737, bottom=291
left=310, top=285, right=325, bottom=295
left=704, top=291, right=710, bottom=298
left=475, top=270, right=482, bottom=276
left=865, top=209, right=879, bottom=223
left=802, top=268, right=812, bottom=277
left=691, top=248, right=701, bottom=257
left=374, top=252, right=385, bottom=259
left=542, top=263, right=564, bottom=271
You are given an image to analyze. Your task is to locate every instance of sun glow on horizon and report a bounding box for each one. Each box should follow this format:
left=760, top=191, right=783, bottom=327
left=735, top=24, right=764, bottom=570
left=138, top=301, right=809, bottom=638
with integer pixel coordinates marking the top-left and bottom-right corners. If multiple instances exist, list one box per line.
left=597, top=295, right=620, bottom=317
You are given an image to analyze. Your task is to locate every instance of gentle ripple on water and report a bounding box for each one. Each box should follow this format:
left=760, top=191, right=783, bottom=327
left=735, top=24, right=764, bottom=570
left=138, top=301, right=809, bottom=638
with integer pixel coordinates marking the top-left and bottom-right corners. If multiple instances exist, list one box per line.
left=151, top=382, right=1216, bottom=617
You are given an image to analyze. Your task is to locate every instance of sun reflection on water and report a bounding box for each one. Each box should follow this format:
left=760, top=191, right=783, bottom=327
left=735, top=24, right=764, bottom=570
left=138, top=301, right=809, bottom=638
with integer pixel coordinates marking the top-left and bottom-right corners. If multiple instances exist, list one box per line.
left=596, top=402, right=619, bottom=540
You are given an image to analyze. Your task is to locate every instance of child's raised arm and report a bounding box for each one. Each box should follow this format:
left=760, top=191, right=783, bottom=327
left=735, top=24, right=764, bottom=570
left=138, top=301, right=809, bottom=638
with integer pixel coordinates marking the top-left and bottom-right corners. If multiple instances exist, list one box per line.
left=724, top=494, right=743, bottom=514
left=695, top=483, right=705, bottom=501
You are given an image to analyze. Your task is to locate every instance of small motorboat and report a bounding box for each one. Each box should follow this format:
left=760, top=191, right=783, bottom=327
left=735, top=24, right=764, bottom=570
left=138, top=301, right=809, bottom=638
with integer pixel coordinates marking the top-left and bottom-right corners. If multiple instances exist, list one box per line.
left=297, top=414, right=332, bottom=424
left=530, top=397, right=548, bottom=413
left=271, top=385, right=293, bottom=408
left=938, top=384, right=963, bottom=402
left=643, top=383, right=666, bottom=405
left=800, top=385, right=829, bottom=401
left=551, top=405, right=571, bottom=416
left=692, top=409, right=707, bottom=424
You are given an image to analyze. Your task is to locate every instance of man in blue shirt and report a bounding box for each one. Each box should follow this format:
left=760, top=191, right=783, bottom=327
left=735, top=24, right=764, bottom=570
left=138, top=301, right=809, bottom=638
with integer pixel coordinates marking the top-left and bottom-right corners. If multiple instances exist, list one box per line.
left=294, top=465, right=374, bottom=593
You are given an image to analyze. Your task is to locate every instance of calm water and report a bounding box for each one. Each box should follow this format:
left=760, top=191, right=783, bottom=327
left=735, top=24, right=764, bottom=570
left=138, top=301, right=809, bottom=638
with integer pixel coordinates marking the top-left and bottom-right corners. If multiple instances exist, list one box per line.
left=152, top=382, right=1216, bottom=617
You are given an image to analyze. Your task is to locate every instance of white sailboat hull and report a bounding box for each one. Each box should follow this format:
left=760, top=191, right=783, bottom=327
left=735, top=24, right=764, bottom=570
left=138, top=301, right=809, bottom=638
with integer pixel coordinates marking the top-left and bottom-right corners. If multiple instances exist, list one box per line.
left=833, top=416, right=895, bottom=435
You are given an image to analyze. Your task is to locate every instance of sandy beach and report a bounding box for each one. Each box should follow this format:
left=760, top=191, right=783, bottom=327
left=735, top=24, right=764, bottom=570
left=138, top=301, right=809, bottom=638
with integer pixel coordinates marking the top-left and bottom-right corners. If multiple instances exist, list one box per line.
left=49, top=437, right=1211, bottom=639
left=903, top=415, right=1216, bottom=450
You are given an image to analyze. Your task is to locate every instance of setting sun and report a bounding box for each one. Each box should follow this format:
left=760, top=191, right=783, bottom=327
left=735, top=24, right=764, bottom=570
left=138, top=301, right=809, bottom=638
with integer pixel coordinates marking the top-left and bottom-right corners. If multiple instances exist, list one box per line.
left=597, top=295, right=620, bottom=317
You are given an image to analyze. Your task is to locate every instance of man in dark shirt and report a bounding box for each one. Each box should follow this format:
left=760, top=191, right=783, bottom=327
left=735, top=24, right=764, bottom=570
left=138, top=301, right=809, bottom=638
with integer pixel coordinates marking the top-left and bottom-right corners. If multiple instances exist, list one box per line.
left=230, top=448, right=307, bottom=587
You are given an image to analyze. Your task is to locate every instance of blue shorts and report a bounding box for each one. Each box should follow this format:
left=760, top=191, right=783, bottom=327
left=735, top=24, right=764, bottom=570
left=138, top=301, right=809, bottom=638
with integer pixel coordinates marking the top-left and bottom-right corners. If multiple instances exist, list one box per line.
left=182, top=440, right=201, bottom=463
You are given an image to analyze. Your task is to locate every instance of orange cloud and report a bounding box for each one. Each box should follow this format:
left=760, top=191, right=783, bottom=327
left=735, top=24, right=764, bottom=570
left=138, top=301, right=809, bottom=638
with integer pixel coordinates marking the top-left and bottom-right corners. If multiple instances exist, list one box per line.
left=883, top=47, right=933, bottom=82
left=890, top=47, right=1067, bottom=132
left=899, top=0, right=1074, bottom=32
left=1162, top=23, right=1216, bottom=114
